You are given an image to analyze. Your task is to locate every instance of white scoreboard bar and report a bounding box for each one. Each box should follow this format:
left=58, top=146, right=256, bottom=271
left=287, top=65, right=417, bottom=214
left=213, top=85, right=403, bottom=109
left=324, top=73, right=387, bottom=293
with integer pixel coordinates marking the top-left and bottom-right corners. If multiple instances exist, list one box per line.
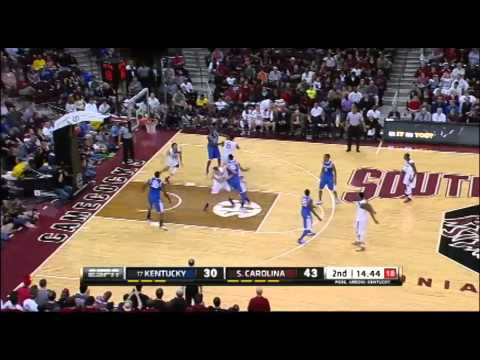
left=324, top=266, right=402, bottom=280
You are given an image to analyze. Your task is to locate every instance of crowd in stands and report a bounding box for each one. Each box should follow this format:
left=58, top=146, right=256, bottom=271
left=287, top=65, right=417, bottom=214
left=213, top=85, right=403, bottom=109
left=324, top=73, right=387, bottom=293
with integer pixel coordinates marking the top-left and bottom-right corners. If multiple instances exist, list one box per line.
left=0, top=275, right=271, bottom=313
left=155, top=48, right=396, bottom=142
left=0, top=48, right=129, bottom=245
left=407, top=48, right=480, bottom=123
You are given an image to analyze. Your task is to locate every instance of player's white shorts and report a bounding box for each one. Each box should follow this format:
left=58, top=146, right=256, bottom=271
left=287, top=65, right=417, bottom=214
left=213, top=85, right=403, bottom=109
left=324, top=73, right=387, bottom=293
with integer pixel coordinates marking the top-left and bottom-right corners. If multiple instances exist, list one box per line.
left=211, top=180, right=231, bottom=194
left=355, top=219, right=368, bottom=243
left=166, top=159, right=180, bottom=175
left=403, top=176, right=416, bottom=196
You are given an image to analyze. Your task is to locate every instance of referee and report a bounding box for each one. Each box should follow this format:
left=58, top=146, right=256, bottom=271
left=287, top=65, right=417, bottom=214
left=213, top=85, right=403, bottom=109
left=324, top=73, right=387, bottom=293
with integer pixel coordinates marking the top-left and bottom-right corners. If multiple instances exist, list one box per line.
left=119, top=121, right=135, bottom=164
left=346, top=105, right=364, bottom=152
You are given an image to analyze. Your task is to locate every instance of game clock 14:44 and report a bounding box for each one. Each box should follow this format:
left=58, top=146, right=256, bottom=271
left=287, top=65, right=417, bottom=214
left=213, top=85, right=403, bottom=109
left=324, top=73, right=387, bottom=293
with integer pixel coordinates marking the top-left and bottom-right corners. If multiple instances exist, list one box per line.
left=324, top=267, right=400, bottom=280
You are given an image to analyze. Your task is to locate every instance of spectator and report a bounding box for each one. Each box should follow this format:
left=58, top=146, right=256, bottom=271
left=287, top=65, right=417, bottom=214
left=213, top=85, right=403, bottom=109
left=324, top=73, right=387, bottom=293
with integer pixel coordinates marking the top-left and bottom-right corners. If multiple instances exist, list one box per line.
left=301, top=68, right=315, bottom=85
left=150, top=288, right=167, bottom=312
left=247, top=287, right=271, bottom=312
left=459, top=96, right=473, bottom=121
left=53, top=162, right=73, bottom=201
left=73, top=283, right=89, bottom=308
left=74, top=95, right=86, bottom=111
left=128, top=285, right=150, bottom=310
left=387, top=108, right=401, bottom=121
left=186, top=293, right=208, bottom=312
left=452, top=62, right=466, bottom=80
left=257, top=68, right=268, bottom=85
left=268, top=66, right=282, bottom=87
left=431, top=97, right=447, bottom=114
left=432, top=107, right=447, bottom=123
left=306, top=85, right=317, bottom=103
left=172, top=90, right=187, bottom=111
left=415, top=107, right=432, bottom=122
left=136, top=64, right=152, bottom=89
left=348, top=87, right=363, bottom=105
left=39, top=290, right=61, bottom=312
left=17, top=275, right=32, bottom=305
left=122, top=300, right=134, bottom=312
left=214, top=97, right=229, bottom=112
left=209, top=297, right=226, bottom=312
left=407, top=95, right=422, bottom=119
left=23, top=286, right=39, bottom=312
left=168, top=288, right=188, bottom=312
left=84, top=98, right=98, bottom=113
left=32, top=54, right=46, bottom=71
left=95, top=291, right=112, bottom=311
left=41, top=121, right=54, bottom=142
left=147, top=92, right=160, bottom=114
left=98, top=100, right=111, bottom=115
left=1, top=291, right=23, bottom=311
left=290, top=108, right=306, bottom=136
left=196, top=94, right=209, bottom=108
left=59, top=297, right=78, bottom=313
left=65, top=96, right=77, bottom=113
left=35, top=278, right=49, bottom=308
left=228, top=304, right=240, bottom=312
left=180, top=79, right=194, bottom=95
left=83, top=296, right=99, bottom=312
left=468, top=48, right=479, bottom=66
left=57, top=288, right=70, bottom=308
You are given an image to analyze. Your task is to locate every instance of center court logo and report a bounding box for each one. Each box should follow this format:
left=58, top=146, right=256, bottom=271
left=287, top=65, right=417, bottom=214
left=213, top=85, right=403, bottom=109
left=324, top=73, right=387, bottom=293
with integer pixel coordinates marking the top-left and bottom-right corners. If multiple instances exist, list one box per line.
left=213, top=201, right=262, bottom=219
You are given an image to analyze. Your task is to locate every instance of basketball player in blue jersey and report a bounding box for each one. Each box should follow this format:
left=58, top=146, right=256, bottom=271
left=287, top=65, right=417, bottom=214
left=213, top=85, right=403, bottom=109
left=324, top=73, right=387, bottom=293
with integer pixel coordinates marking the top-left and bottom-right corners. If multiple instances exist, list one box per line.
left=226, top=154, right=251, bottom=208
left=143, top=171, right=172, bottom=230
left=317, top=154, right=341, bottom=205
left=298, top=189, right=322, bottom=244
left=206, top=126, right=223, bottom=175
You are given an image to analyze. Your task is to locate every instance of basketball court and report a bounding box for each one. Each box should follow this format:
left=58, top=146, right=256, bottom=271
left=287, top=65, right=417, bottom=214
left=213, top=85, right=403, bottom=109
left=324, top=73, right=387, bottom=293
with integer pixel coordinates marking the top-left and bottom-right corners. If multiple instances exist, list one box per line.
left=28, top=132, right=480, bottom=311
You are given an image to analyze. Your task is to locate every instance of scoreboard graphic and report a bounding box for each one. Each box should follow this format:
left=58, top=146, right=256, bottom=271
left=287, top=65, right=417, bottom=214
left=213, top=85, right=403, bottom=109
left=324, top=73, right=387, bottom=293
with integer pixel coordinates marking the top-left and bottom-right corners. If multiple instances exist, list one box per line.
left=82, top=266, right=403, bottom=286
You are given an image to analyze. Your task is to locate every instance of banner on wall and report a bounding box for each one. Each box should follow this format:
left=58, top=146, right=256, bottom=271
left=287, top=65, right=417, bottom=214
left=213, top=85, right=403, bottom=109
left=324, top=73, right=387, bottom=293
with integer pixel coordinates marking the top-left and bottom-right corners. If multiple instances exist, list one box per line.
left=383, top=120, right=479, bottom=147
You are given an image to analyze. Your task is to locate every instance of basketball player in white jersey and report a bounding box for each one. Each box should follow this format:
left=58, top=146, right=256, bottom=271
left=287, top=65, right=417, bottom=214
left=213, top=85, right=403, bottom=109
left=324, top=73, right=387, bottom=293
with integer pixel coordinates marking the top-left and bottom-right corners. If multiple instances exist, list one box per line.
left=353, top=192, right=379, bottom=252
left=221, top=135, right=240, bottom=165
left=203, top=166, right=235, bottom=211
left=159, top=143, right=182, bottom=184
left=402, top=153, right=417, bottom=203
left=241, top=104, right=254, bottom=135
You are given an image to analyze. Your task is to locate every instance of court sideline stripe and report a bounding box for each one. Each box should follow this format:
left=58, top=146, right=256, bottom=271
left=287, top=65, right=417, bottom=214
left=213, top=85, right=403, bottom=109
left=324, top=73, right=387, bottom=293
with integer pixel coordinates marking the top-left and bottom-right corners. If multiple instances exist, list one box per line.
left=376, top=140, right=383, bottom=155
left=13, top=130, right=182, bottom=291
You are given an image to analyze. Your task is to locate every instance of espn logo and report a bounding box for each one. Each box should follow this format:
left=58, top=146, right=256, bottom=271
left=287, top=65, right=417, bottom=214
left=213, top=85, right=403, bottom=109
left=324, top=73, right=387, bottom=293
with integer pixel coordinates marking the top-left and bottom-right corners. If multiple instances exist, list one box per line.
left=84, top=267, right=123, bottom=280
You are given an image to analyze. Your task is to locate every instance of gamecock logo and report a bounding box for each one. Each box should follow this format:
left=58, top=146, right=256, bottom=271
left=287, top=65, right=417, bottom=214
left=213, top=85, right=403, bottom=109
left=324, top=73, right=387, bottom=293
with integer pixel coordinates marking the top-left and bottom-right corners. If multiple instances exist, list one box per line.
left=438, top=205, right=479, bottom=273
left=213, top=201, right=262, bottom=219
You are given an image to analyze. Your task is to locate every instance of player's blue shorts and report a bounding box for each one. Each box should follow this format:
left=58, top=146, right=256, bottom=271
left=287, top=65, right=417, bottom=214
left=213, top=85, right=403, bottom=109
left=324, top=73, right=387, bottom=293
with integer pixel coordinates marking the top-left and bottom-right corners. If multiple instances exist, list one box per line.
left=302, top=214, right=312, bottom=231
left=149, top=196, right=164, bottom=213
left=320, top=176, right=335, bottom=191
left=227, top=176, right=242, bottom=193
left=207, top=145, right=221, bottom=160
